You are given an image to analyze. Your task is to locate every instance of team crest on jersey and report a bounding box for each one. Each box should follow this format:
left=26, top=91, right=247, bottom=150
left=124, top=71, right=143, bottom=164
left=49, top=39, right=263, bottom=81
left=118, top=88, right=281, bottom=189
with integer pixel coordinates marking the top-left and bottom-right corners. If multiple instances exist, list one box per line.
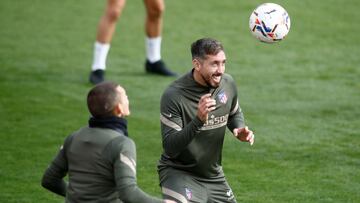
left=185, top=187, right=192, bottom=200
left=218, top=90, right=228, bottom=104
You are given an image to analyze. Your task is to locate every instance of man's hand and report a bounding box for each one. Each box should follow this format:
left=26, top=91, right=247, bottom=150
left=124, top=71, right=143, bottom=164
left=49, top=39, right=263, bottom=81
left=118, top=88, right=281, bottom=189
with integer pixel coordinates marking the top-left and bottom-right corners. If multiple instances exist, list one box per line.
left=197, top=93, right=216, bottom=123
left=233, top=126, right=255, bottom=145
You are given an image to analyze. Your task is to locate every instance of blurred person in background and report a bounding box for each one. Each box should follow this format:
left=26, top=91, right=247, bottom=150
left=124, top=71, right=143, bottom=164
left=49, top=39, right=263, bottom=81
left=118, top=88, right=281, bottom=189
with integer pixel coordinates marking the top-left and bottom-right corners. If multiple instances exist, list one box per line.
left=89, top=0, right=176, bottom=84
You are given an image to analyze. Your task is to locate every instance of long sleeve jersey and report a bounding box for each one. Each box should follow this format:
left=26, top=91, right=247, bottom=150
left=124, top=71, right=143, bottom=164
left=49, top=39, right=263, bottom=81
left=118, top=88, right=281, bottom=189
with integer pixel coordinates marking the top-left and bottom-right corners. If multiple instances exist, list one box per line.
left=158, top=70, right=245, bottom=181
left=42, top=126, right=163, bottom=203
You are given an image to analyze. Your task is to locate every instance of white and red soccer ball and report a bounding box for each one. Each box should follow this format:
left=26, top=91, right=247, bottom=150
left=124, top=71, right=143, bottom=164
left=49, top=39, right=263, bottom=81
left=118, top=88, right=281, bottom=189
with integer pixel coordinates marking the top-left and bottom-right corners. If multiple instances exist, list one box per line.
left=249, top=3, right=291, bottom=43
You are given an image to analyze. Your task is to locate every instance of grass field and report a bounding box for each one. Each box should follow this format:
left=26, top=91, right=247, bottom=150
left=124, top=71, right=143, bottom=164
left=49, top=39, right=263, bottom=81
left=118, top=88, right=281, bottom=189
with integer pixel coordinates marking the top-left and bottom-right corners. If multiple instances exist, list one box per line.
left=1, top=0, right=359, bottom=202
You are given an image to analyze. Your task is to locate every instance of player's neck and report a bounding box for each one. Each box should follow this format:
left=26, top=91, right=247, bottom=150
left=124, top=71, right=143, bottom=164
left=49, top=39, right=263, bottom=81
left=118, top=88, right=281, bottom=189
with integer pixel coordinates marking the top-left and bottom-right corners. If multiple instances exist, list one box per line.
left=192, top=69, right=208, bottom=87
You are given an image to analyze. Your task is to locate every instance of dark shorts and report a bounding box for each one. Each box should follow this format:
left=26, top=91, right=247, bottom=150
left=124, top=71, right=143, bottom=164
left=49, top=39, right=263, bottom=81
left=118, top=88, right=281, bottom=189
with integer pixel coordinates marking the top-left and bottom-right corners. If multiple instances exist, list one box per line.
left=159, top=167, right=237, bottom=203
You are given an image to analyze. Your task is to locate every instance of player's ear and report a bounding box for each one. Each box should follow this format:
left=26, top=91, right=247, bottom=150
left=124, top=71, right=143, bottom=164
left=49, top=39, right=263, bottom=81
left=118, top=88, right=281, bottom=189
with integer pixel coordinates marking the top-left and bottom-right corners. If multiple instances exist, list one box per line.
left=113, top=103, right=123, bottom=117
left=192, top=58, right=201, bottom=71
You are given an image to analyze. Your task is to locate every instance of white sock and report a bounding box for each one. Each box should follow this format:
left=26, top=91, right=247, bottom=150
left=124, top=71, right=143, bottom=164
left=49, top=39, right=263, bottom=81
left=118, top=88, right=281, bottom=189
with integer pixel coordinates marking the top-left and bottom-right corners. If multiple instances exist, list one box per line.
left=91, top=41, right=110, bottom=71
left=146, top=36, right=161, bottom=63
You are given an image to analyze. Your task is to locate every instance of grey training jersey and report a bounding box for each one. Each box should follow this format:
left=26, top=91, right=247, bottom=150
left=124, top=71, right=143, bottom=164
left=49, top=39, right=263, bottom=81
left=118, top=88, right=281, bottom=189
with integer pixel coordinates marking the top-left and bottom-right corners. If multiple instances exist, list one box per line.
left=43, top=127, right=163, bottom=203
left=158, top=70, right=245, bottom=181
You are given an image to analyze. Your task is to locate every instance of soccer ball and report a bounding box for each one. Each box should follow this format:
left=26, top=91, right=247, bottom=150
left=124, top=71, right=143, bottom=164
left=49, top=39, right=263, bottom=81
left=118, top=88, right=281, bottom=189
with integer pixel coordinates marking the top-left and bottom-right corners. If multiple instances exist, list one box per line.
left=249, top=3, right=291, bottom=43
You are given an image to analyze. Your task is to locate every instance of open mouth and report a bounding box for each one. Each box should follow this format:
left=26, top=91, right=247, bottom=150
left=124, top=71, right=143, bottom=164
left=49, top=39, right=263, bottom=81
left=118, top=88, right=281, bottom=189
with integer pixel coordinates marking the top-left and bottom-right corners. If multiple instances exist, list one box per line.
left=212, top=74, right=222, bottom=83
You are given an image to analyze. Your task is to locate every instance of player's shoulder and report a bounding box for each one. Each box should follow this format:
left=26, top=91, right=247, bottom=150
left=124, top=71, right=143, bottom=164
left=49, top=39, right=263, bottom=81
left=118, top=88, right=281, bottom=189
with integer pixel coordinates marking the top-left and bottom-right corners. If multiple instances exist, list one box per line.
left=221, top=73, right=238, bottom=92
left=111, top=135, right=135, bottom=149
left=165, top=71, right=193, bottom=93
left=163, top=83, right=181, bottom=96
left=106, top=135, right=136, bottom=157
left=221, top=73, right=235, bottom=83
left=161, top=87, right=182, bottom=110
left=162, top=79, right=184, bottom=100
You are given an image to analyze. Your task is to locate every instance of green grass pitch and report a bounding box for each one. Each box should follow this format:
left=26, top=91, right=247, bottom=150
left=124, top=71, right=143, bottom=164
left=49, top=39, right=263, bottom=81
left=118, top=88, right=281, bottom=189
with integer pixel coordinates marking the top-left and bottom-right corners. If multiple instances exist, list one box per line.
left=0, top=0, right=359, bottom=202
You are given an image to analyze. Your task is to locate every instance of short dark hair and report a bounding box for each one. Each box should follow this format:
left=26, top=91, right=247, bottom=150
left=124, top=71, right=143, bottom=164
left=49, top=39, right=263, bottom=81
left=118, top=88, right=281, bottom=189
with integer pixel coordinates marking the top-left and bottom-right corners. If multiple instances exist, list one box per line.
left=191, top=38, right=224, bottom=60
left=87, top=81, right=121, bottom=118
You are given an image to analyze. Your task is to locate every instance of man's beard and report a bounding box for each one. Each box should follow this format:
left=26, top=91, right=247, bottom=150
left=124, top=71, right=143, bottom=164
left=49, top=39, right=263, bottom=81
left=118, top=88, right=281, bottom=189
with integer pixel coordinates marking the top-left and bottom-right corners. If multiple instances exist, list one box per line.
left=200, top=72, right=220, bottom=88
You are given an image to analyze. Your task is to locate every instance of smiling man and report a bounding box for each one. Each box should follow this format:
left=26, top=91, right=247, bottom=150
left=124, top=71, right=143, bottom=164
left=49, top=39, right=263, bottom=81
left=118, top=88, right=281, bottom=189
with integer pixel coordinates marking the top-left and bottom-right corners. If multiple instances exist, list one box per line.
left=157, top=38, right=255, bottom=203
